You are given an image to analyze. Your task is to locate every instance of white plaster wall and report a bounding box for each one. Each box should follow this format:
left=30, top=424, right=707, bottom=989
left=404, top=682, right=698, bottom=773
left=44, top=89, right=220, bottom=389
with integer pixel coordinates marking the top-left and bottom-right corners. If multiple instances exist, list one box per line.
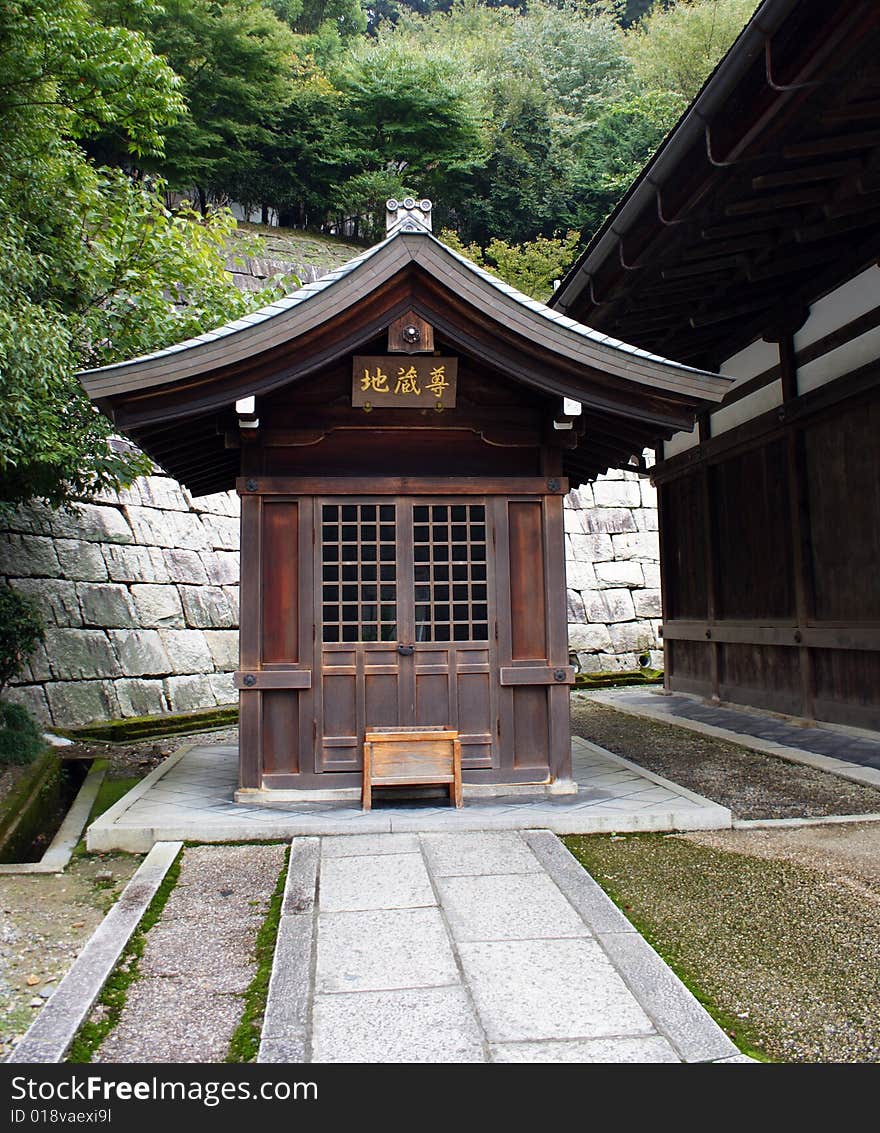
left=794, top=265, right=880, bottom=351
left=710, top=378, right=783, bottom=436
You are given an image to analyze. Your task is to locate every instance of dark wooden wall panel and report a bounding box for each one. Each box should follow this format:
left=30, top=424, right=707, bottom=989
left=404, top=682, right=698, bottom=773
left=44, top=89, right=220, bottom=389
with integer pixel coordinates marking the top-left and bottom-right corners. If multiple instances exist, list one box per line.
left=365, top=674, right=403, bottom=731
left=813, top=650, right=880, bottom=730
left=512, top=686, right=550, bottom=770
left=415, top=674, right=449, bottom=726
left=804, top=400, right=880, bottom=621
left=261, top=501, right=298, bottom=663
left=265, top=431, right=539, bottom=478
left=262, top=692, right=299, bottom=775
left=323, top=675, right=356, bottom=738
left=508, top=502, right=547, bottom=660
left=661, top=476, right=708, bottom=619
left=712, top=440, right=794, bottom=620
left=719, top=643, right=802, bottom=714
left=668, top=639, right=712, bottom=682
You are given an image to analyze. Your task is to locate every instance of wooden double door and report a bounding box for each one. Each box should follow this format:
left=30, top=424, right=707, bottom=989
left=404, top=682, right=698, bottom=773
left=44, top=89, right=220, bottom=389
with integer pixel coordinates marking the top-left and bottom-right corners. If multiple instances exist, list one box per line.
left=238, top=481, right=572, bottom=791
left=317, top=497, right=497, bottom=773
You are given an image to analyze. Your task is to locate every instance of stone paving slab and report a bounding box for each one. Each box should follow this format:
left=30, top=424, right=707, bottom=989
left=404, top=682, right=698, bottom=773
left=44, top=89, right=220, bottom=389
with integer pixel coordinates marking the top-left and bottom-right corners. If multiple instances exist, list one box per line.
left=321, top=832, right=421, bottom=858
left=458, top=937, right=655, bottom=1043
left=319, top=852, right=435, bottom=912
left=489, top=1036, right=681, bottom=1063
left=311, top=987, right=486, bottom=1064
left=437, top=874, right=591, bottom=941
left=421, top=831, right=544, bottom=876
left=316, top=907, right=458, bottom=993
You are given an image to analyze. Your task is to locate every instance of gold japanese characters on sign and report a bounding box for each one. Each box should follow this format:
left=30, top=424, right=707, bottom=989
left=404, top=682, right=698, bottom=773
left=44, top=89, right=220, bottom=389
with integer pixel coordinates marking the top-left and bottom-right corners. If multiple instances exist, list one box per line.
left=352, top=356, right=458, bottom=410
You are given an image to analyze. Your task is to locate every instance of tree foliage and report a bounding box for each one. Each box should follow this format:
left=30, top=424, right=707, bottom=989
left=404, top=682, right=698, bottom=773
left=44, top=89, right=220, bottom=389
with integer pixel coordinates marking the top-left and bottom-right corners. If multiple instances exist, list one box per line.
left=0, top=0, right=760, bottom=508
left=0, top=586, right=45, bottom=698
left=0, top=0, right=273, bottom=509
left=441, top=228, right=581, bottom=300
left=625, top=0, right=758, bottom=101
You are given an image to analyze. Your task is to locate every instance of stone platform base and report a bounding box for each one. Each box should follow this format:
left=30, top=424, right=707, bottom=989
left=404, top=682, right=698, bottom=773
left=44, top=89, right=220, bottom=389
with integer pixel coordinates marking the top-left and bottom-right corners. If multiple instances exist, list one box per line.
left=86, top=736, right=730, bottom=852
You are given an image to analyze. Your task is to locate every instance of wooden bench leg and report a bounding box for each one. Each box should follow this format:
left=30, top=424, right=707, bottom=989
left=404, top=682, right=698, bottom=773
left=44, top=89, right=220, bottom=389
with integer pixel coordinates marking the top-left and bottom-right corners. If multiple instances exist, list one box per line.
left=362, top=741, right=372, bottom=812
left=452, top=739, right=462, bottom=808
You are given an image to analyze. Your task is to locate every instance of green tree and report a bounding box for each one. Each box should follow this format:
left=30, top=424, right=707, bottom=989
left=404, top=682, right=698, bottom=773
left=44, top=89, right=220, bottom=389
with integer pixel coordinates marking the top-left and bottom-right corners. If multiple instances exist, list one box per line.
left=0, top=0, right=268, bottom=509
left=331, top=36, right=484, bottom=230
left=506, top=2, right=631, bottom=118
left=0, top=587, right=44, bottom=698
left=625, top=0, right=758, bottom=101
left=441, top=228, right=581, bottom=300
left=96, top=0, right=300, bottom=209
left=564, top=89, right=685, bottom=237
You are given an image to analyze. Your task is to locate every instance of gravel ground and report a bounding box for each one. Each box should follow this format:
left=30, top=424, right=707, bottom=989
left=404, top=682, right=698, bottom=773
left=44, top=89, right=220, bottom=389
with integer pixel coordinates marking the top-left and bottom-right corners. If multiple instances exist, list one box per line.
left=0, top=853, right=141, bottom=1059
left=94, top=843, right=286, bottom=1063
left=566, top=826, right=880, bottom=1063
left=571, top=693, right=880, bottom=819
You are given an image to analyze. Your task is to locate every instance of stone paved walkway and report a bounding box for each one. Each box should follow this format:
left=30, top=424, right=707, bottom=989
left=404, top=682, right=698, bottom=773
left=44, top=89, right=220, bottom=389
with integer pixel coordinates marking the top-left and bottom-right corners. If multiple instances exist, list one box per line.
left=87, top=737, right=730, bottom=853
left=592, top=689, right=880, bottom=775
left=258, top=831, right=745, bottom=1064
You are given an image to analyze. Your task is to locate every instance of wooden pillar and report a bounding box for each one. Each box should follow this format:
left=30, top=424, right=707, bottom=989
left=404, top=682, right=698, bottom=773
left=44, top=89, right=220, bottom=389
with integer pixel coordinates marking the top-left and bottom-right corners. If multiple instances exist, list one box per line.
left=697, top=413, right=720, bottom=701
left=779, top=334, right=816, bottom=720
left=544, top=491, right=573, bottom=782
left=654, top=445, right=670, bottom=693
left=237, top=488, right=262, bottom=788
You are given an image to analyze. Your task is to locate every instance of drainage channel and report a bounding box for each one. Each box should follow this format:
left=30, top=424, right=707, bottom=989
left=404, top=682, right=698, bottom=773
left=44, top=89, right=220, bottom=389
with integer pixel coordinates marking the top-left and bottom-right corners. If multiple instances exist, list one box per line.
left=0, top=757, right=107, bottom=875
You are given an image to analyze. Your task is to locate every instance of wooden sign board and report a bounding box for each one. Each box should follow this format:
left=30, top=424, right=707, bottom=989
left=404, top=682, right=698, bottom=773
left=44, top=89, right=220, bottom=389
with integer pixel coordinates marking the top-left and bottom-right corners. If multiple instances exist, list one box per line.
left=352, top=356, right=457, bottom=409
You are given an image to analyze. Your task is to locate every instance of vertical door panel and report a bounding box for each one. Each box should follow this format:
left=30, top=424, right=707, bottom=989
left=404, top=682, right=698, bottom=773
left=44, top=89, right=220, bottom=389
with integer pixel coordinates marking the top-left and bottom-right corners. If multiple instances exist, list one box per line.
left=314, top=496, right=497, bottom=775
left=262, top=690, right=299, bottom=775
left=317, top=502, right=402, bottom=771
left=262, top=501, right=298, bottom=662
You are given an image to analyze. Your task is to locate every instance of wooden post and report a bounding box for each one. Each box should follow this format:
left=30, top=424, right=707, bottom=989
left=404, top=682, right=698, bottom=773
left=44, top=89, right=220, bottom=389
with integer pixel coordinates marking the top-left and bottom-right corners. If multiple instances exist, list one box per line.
left=697, top=414, right=721, bottom=702
left=780, top=334, right=816, bottom=720
left=238, top=489, right=262, bottom=788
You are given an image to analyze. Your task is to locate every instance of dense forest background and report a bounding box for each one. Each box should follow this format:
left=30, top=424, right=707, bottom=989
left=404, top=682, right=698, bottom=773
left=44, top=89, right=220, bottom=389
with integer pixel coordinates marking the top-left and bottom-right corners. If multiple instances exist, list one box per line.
left=0, top=0, right=755, bottom=507
left=89, top=0, right=756, bottom=246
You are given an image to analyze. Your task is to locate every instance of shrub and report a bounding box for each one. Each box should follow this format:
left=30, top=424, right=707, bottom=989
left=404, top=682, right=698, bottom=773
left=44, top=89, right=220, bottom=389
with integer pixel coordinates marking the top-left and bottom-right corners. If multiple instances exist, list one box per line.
left=0, top=701, right=45, bottom=765
left=0, top=585, right=45, bottom=696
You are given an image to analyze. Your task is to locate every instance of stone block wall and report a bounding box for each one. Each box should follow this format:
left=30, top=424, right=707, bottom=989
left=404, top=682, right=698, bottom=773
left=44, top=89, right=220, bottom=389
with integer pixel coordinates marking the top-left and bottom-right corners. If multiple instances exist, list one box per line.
left=564, top=468, right=662, bottom=674
left=0, top=476, right=241, bottom=727
left=1, top=468, right=660, bottom=727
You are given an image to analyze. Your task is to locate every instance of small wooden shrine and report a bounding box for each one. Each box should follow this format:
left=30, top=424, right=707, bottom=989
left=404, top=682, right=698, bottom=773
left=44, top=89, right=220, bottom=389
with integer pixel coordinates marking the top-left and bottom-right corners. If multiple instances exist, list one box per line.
left=80, top=199, right=727, bottom=799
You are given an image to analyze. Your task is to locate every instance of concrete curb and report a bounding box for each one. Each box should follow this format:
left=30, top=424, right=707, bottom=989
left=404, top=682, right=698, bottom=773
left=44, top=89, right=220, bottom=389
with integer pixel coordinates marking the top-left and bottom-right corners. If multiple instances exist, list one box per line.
left=0, top=759, right=107, bottom=876
left=7, top=841, right=182, bottom=1063
left=524, top=830, right=746, bottom=1063
left=733, top=812, right=880, bottom=830
left=584, top=689, right=880, bottom=792
left=86, top=744, right=197, bottom=851
left=257, top=837, right=320, bottom=1064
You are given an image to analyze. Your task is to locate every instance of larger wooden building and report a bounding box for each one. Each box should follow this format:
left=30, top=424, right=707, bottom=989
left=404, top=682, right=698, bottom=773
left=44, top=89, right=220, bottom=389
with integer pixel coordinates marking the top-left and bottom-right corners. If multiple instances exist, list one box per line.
left=552, top=0, right=880, bottom=731
left=80, top=200, right=726, bottom=799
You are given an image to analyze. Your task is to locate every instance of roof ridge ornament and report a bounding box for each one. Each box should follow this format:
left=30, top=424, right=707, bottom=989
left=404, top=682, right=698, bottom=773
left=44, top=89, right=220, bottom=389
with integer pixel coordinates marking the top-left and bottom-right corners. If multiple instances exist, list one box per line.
left=386, top=197, right=433, bottom=235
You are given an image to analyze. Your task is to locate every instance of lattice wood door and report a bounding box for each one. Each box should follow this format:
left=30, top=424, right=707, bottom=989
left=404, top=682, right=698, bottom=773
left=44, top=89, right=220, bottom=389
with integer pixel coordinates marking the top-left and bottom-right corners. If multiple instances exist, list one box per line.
left=315, top=498, right=497, bottom=773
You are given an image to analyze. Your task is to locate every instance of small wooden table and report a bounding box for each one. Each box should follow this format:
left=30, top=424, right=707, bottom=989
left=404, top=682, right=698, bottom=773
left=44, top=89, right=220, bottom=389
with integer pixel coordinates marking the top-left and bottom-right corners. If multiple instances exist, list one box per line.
left=362, top=727, right=462, bottom=812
